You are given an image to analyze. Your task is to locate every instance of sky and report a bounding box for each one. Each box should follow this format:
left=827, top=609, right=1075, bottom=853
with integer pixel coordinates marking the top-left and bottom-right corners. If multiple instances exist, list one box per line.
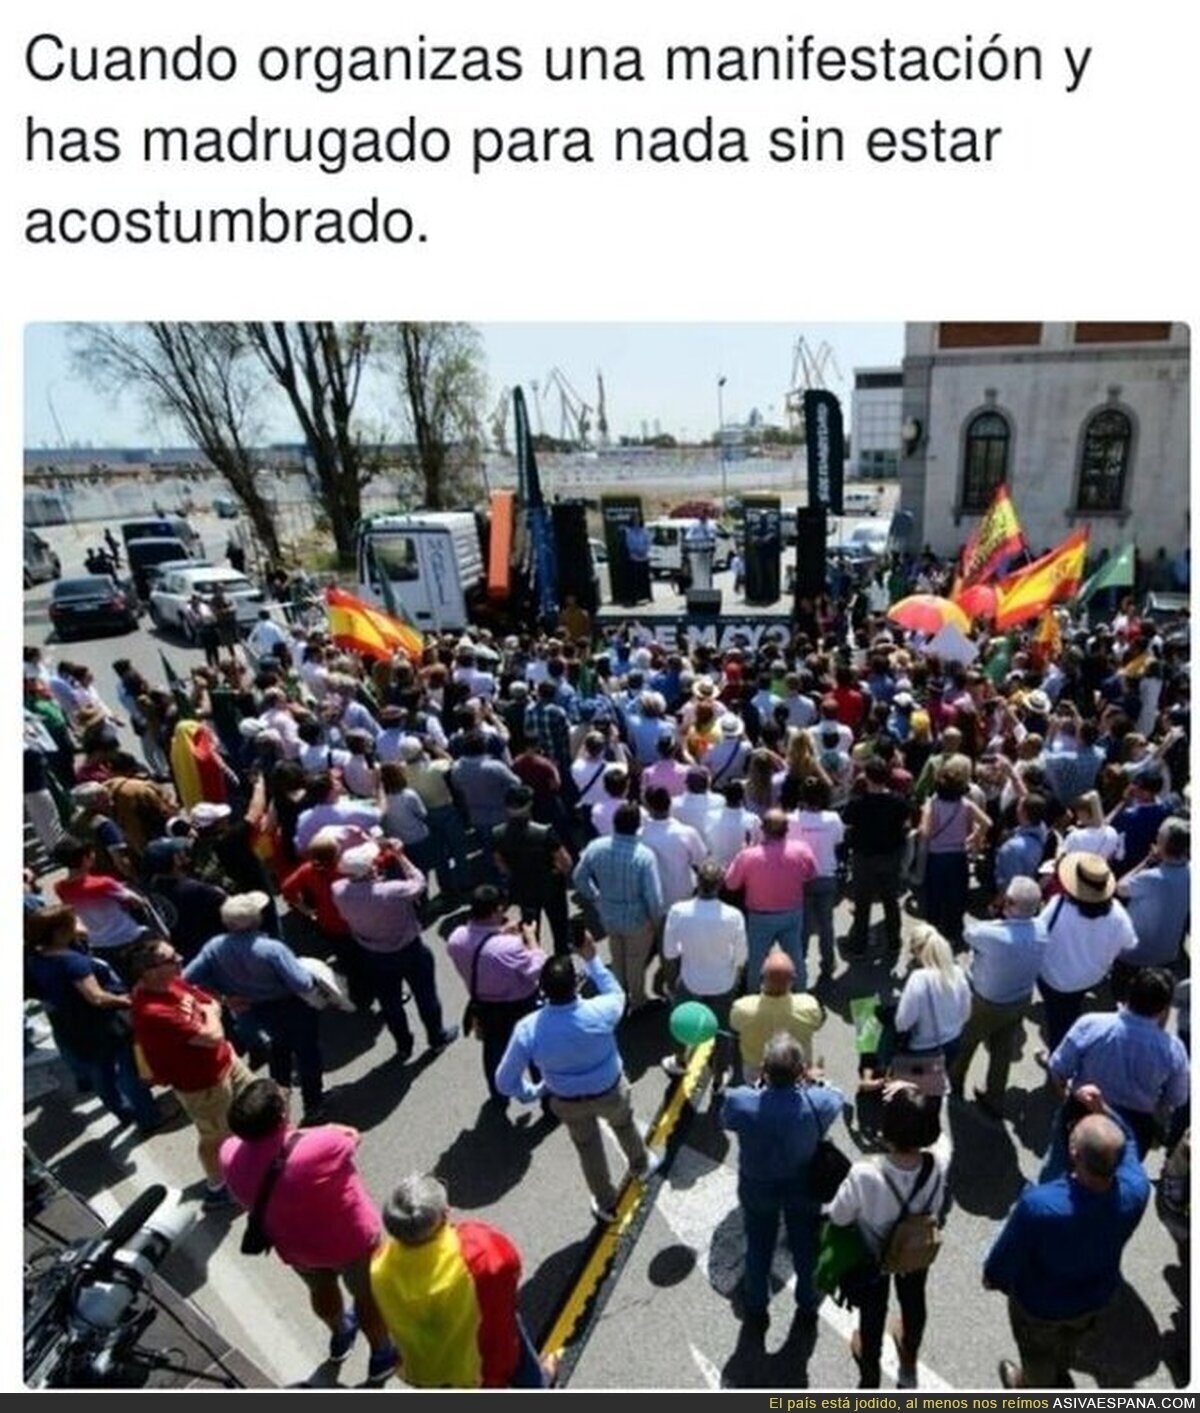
left=24, top=322, right=902, bottom=449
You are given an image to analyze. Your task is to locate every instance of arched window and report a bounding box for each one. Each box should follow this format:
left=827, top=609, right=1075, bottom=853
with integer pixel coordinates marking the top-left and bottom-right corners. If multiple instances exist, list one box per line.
left=1076, top=409, right=1132, bottom=512
left=961, top=412, right=1010, bottom=512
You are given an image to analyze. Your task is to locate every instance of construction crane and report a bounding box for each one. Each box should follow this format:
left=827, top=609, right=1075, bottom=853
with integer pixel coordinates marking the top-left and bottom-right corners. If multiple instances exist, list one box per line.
left=544, top=366, right=593, bottom=448
left=488, top=386, right=512, bottom=454
left=595, top=371, right=609, bottom=448
left=784, top=336, right=844, bottom=431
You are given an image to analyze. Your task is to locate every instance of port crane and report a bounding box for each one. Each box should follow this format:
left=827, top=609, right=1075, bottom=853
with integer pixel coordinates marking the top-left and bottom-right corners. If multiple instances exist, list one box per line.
left=543, top=366, right=593, bottom=449
left=784, top=336, right=844, bottom=432
left=595, top=371, right=609, bottom=448
left=488, top=386, right=512, bottom=454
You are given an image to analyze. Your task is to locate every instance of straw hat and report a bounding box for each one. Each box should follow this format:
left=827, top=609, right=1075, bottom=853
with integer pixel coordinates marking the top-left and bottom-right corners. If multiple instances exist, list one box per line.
left=1057, top=852, right=1116, bottom=904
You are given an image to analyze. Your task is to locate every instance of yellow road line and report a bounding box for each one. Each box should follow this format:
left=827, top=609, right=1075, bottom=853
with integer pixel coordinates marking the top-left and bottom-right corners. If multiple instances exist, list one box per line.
left=539, top=1040, right=714, bottom=1363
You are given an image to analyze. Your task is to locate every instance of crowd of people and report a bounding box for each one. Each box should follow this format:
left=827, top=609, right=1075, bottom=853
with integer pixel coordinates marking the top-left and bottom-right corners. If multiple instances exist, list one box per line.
left=21, top=547, right=1191, bottom=1390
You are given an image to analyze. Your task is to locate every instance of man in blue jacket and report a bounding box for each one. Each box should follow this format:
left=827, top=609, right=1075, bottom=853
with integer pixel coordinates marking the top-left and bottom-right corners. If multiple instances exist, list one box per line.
left=983, top=1084, right=1150, bottom=1388
left=184, top=890, right=327, bottom=1125
left=720, top=1032, right=845, bottom=1334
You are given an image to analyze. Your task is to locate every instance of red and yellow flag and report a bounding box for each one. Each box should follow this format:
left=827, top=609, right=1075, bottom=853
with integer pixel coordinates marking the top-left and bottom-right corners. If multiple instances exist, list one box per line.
left=992, top=528, right=1089, bottom=631
left=1028, top=608, right=1063, bottom=668
left=325, top=585, right=424, bottom=663
left=370, top=1220, right=523, bottom=1388
left=956, top=485, right=1027, bottom=591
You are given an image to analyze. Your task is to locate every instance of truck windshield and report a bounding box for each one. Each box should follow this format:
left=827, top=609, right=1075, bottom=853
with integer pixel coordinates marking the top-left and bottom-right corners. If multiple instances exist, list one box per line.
left=370, top=537, right=420, bottom=581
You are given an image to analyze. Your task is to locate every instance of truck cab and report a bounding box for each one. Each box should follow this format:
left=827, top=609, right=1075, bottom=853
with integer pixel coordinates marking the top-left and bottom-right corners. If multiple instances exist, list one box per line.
left=23, top=528, right=61, bottom=588
left=356, top=512, right=485, bottom=632
left=646, top=518, right=735, bottom=578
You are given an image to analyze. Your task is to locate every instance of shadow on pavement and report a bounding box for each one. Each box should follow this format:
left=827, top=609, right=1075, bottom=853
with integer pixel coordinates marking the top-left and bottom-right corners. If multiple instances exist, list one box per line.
left=945, top=1094, right=1029, bottom=1218
left=325, top=1048, right=438, bottom=1132
left=433, top=1098, right=556, bottom=1209
left=523, top=1234, right=594, bottom=1349
left=1075, top=1277, right=1171, bottom=1387
left=720, top=1308, right=819, bottom=1389
left=1160, top=1258, right=1191, bottom=1386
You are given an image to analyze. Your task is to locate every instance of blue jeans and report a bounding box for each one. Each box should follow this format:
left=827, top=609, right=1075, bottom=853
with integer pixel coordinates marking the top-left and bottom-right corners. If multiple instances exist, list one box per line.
left=745, top=908, right=805, bottom=991
left=357, top=940, right=446, bottom=1051
left=800, top=876, right=838, bottom=975
left=509, top=1315, right=549, bottom=1388
left=250, top=995, right=324, bottom=1113
left=738, top=1175, right=822, bottom=1315
left=89, top=1044, right=161, bottom=1128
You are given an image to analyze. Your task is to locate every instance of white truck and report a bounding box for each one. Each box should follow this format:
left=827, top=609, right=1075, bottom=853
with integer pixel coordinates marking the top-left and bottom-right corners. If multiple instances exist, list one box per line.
left=356, top=512, right=486, bottom=633
left=646, top=518, right=736, bottom=579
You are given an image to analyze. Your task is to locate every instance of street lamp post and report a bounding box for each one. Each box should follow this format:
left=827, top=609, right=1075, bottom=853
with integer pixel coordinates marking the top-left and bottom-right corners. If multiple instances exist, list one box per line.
left=716, top=376, right=727, bottom=507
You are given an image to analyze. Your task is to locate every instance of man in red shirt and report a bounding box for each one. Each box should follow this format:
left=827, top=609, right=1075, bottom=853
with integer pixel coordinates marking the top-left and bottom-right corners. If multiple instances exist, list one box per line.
left=725, top=810, right=818, bottom=990
left=129, top=937, right=254, bottom=1210
left=279, top=831, right=369, bottom=1008
left=832, top=666, right=868, bottom=732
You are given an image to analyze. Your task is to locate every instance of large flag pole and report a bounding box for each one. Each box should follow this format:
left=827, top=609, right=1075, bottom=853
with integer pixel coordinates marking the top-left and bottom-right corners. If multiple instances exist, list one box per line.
left=514, top=387, right=558, bottom=626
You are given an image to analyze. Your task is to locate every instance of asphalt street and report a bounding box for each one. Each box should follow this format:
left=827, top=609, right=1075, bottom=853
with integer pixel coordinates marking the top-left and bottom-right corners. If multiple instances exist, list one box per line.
left=21, top=516, right=1189, bottom=1391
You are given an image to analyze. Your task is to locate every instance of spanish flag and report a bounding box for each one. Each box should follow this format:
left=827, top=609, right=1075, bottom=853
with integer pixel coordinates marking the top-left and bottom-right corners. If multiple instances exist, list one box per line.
left=324, top=585, right=423, bottom=663
left=370, top=1220, right=524, bottom=1388
left=955, top=485, right=1027, bottom=590
left=992, top=528, right=1089, bottom=631
left=1029, top=608, right=1063, bottom=668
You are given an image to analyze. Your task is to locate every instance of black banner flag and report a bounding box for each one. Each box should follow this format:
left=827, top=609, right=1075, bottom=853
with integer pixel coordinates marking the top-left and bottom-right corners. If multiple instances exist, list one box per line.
left=804, top=389, right=844, bottom=515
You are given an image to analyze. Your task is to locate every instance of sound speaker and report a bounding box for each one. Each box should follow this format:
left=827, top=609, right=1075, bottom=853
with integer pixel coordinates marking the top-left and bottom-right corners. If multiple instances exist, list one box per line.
left=686, top=588, right=722, bottom=619
left=793, top=506, right=827, bottom=601
left=551, top=502, right=598, bottom=612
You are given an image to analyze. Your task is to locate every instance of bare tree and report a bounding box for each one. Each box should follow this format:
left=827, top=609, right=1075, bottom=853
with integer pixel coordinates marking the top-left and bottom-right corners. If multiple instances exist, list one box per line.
left=70, top=322, right=282, bottom=560
left=242, top=322, right=381, bottom=567
left=385, top=323, right=486, bottom=510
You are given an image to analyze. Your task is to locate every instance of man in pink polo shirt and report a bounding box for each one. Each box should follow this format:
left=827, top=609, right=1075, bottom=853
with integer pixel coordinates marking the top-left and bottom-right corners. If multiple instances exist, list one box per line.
left=725, top=809, right=817, bottom=991
left=221, top=1078, right=399, bottom=1385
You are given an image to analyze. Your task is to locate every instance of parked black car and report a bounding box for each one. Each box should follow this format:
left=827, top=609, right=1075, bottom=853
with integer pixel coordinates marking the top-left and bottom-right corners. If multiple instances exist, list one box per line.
left=48, top=575, right=138, bottom=640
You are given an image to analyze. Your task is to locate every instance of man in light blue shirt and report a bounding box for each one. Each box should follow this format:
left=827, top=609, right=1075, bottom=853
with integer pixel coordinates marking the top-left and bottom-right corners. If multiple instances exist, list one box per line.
left=993, top=795, right=1049, bottom=896
left=573, top=803, right=664, bottom=1010
left=1049, top=967, right=1189, bottom=1159
left=1118, top=817, right=1190, bottom=967
left=495, top=933, right=659, bottom=1224
left=184, top=890, right=327, bottom=1123
left=949, top=876, right=1047, bottom=1119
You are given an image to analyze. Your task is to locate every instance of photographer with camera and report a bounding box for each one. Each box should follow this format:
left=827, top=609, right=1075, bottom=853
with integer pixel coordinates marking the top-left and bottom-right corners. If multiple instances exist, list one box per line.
left=330, top=842, right=458, bottom=1062
left=220, top=1078, right=398, bottom=1385
left=446, top=885, right=545, bottom=1107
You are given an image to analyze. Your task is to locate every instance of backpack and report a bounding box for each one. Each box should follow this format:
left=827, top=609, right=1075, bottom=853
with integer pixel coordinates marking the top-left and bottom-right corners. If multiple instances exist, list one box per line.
left=878, top=1153, right=942, bottom=1275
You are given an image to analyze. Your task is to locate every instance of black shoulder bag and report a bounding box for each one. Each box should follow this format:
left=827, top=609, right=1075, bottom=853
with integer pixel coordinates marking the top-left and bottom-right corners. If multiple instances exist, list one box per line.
left=241, top=1132, right=303, bottom=1256
left=461, top=932, right=502, bottom=1040
left=803, top=1086, right=851, bottom=1203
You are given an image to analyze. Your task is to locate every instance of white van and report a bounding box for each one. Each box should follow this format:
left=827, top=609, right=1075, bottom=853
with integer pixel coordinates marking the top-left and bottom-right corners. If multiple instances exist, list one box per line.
left=841, top=486, right=883, bottom=517
left=357, top=512, right=484, bottom=632
left=646, top=518, right=735, bottom=579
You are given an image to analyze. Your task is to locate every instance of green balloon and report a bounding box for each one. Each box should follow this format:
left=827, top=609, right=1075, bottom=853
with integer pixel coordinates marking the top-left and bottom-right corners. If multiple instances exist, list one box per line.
left=669, top=1000, right=719, bottom=1047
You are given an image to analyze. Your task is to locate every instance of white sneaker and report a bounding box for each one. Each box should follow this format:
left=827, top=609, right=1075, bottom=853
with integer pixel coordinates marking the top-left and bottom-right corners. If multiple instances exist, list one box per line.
left=637, top=1150, right=664, bottom=1182
left=660, top=1056, right=688, bottom=1078
left=590, top=1197, right=619, bottom=1224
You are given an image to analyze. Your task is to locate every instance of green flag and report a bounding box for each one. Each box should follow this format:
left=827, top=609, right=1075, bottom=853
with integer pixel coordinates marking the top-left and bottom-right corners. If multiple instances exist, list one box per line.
left=1077, top=543, right=1135, bottom=604
left=850, top=995, right=883, bottom=1055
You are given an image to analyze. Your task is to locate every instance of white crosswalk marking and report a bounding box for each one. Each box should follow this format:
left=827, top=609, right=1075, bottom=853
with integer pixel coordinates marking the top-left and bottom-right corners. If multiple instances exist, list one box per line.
left=656, top=1145, right=954, bottom=1392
